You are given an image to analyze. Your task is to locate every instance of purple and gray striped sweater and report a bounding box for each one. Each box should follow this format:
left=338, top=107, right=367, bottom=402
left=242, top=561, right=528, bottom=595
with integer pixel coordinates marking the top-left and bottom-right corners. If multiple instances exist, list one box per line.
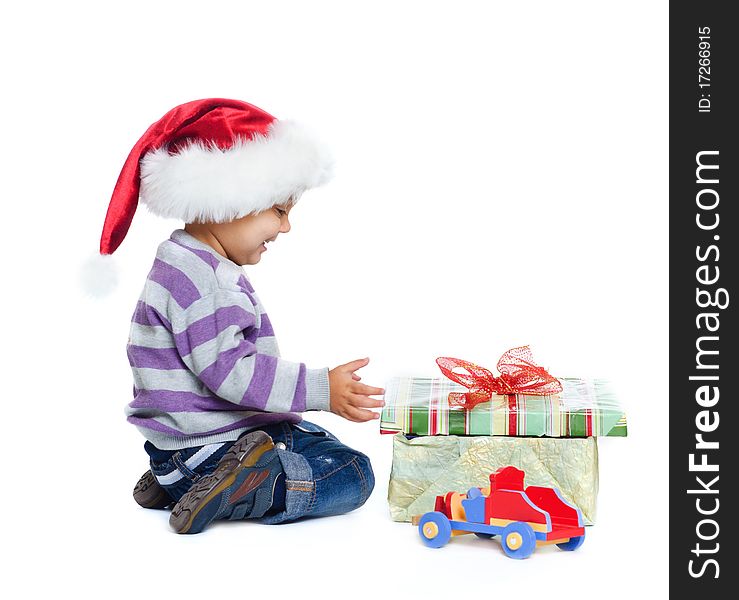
left=125, top=229, right=330, bottom=450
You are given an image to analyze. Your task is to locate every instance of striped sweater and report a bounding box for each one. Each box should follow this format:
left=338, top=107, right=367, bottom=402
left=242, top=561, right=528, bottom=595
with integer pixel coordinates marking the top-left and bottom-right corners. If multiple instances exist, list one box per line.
left=125, top=229, right=330, bottom=450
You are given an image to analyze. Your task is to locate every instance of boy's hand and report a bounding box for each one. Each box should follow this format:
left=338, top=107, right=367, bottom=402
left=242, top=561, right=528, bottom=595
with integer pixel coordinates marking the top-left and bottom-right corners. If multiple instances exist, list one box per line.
left=328, top=357, right=385, bottom=423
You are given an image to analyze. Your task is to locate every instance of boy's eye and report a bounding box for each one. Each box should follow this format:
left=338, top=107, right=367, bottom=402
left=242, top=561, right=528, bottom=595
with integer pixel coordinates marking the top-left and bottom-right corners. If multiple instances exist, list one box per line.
left=274, top=207, right=285, bottom=217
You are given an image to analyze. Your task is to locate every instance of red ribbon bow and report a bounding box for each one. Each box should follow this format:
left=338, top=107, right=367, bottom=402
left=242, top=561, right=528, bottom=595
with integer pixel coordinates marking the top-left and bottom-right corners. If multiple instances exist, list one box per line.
left=436, top=345, right=563, bottom=409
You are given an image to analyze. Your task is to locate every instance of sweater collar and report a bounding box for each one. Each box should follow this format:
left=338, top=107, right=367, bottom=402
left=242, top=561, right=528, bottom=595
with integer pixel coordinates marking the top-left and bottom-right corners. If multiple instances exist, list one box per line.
left=169, top=229, right=243, bottom=270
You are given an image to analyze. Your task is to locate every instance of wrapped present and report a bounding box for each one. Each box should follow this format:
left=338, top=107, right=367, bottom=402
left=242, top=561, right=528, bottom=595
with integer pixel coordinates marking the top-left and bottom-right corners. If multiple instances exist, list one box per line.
left=381, top=347, right=626, bottom=437
left=388, top=433, right=599, bottom=524
left=380, top=375, right=626, bottom=437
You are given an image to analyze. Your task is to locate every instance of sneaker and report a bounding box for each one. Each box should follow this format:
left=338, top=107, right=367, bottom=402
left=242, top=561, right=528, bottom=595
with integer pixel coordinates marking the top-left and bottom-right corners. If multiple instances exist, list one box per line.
left=133, top=470, right=172, bottom=509
left=169, top=430, right=282, bottom=534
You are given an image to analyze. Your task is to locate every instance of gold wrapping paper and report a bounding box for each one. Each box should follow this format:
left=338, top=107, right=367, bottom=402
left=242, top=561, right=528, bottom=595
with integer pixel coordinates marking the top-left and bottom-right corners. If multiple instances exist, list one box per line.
left=388, top=434, right=599, bottom=524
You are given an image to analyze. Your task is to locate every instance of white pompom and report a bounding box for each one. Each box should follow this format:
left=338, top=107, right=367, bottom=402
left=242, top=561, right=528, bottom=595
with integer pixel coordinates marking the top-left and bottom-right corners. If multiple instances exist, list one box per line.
left=79, top=253, right=119, bottom=298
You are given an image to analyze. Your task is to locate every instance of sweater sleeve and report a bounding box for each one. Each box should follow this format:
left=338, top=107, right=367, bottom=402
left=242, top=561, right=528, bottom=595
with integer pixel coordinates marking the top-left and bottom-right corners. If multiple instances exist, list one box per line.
left=170, top=289, right=330, bottom=412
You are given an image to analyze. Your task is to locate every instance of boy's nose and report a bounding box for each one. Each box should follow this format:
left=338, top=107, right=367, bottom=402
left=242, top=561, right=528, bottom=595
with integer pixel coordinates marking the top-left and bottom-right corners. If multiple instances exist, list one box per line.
left=281, top=218, right=291, bottom=233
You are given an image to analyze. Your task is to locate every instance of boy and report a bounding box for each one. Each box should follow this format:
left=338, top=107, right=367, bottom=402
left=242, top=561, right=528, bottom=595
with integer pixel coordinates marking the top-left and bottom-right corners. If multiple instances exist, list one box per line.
left=94, top=98, right=383, bottom=534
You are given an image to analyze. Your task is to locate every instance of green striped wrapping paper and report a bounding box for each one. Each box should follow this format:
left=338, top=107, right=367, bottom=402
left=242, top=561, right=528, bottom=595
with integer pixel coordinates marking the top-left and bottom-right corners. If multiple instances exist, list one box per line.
left=380, top=376, right=627, bottom=437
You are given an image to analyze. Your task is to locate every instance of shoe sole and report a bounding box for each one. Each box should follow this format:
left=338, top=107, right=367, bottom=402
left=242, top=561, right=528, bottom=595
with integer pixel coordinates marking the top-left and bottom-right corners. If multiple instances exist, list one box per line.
left=133, top=470, right=171, bottom=509
left=169, top=431, right=275, bottom=534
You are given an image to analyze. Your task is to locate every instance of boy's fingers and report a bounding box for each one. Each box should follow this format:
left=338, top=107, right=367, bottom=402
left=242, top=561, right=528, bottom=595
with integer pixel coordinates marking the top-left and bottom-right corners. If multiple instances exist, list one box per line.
left=342, top=357, right=370, bottom=372
left=343, top=405, right=378, bottom=423
left=350, top=393, right=385, bottom=409
left=351, top=382, right=384, bottom=396
left=352, top=373, right=361, bottom=381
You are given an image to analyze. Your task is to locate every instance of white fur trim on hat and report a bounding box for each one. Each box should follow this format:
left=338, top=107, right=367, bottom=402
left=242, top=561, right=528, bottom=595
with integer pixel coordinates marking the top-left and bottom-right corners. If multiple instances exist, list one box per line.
left=138, top=119, right=334, bottom=223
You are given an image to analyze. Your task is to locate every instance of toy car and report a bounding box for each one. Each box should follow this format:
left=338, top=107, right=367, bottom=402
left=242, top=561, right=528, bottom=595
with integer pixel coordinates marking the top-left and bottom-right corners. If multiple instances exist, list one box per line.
left=418, top=466, right=586, bottom=559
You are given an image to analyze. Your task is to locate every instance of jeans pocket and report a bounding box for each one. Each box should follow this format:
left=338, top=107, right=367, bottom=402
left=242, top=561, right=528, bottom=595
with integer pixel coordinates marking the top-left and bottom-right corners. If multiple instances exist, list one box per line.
left=293, top=420, right=337, bottom=440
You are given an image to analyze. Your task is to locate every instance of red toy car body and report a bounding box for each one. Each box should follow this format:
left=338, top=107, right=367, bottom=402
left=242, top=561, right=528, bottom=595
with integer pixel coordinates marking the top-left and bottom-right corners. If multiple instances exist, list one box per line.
left=418, top=466, right=586, bottom=559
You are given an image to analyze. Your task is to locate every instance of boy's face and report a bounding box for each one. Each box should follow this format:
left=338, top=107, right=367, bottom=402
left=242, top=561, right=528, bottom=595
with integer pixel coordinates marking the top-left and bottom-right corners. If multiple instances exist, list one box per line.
left=196, top=199, right=294, bottom=266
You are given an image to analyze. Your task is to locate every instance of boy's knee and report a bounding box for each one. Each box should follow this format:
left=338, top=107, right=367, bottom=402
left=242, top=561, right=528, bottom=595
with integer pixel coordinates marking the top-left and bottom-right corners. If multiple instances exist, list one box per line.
left=354, top=453, right=375, bottom=505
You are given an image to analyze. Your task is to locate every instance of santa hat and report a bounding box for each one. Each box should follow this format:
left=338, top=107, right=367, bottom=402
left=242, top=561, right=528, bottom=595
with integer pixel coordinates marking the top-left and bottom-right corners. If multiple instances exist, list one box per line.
left=81, top=97, right=334, bottom=296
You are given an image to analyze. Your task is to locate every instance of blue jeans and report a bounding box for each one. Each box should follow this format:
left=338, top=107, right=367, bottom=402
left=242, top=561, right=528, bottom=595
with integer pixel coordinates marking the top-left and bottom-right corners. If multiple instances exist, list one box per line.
left=147, top=420, right=375, bottom=524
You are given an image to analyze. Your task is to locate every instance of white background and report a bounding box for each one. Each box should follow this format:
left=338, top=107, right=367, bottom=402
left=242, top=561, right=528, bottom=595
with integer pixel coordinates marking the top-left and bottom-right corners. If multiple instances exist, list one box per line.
left=4, top=1, right=667, bottom=598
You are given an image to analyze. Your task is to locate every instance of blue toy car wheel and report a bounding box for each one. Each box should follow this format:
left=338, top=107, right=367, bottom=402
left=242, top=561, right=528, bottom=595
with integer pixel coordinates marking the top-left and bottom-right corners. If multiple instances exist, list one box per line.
left=557, top=532, right=586, bottom=551
left=501, top=522, right=536, bottom=559
left=418, top=512, right=452, bottom=548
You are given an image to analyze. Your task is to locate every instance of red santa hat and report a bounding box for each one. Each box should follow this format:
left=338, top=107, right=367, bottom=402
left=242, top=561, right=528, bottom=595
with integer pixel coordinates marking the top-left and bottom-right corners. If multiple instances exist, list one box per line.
left=81, top=98, right=334, bottom=295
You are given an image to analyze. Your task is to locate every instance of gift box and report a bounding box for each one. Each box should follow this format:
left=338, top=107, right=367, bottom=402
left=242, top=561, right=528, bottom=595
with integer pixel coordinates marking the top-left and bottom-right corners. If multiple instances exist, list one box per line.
left=388, top=433, right=599, bottom=524
left=380, top=376, right=627, bottom=437
left=382, top=348, right=625, bottom=525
